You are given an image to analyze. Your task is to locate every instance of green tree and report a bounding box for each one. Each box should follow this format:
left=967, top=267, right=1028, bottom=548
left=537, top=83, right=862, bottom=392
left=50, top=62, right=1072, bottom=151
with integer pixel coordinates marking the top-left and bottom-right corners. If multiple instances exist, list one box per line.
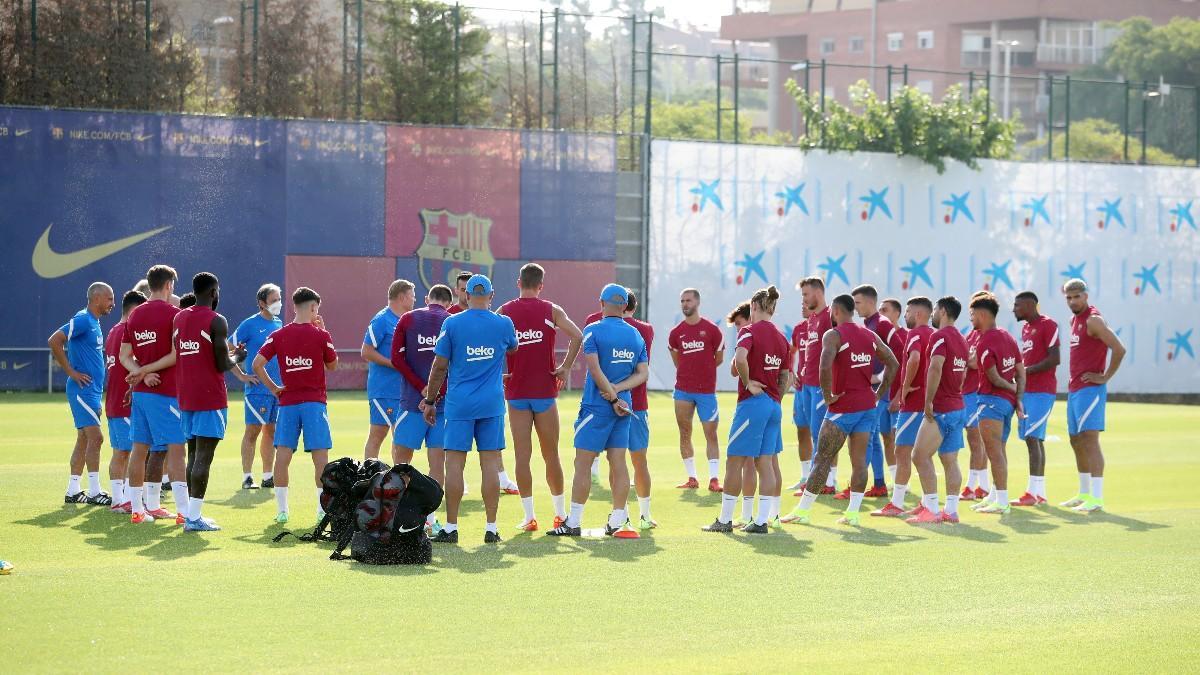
left=364, top=0, right=490, bottom=125
left=786, top=79, right=1017, bottom=173
left=1024, top=118, right=1183, bottom=166
left=234, top=0, right=340, bottom=118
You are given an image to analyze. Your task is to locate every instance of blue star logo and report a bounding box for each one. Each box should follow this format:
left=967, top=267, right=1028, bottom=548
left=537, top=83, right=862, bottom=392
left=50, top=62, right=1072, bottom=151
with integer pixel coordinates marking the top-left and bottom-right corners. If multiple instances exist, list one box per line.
left=689, top=179, right=723, bottom=212
left=818, top=254, right=850, bottom=287
left=1168, top=330, right=1194, bottom=359
left=941, top=191, right=974, bottom=224
left=1170, top=201, right=1195, bottom=231
left=1060, top=261, right=1087, bottom=281
left=1133, top=264, right=1160, bottom=295
left=982, top=260, right=1014, bottom=291
left=859, top=187, right=892, bottom=221
left=1097, top=198, right=1125, bottom=229
left=900, top=257, right=933, bottom=290
left=775, top=183, right=808, bottom=216
left=735, top=251, right=768, bottom=285
left=1022, top=195, right=1050, bottom=226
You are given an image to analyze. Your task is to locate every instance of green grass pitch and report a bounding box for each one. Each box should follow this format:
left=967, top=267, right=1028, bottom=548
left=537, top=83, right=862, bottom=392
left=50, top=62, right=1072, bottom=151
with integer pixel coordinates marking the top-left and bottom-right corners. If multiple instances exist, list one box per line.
left=2, top=391, right=1198, bottom=672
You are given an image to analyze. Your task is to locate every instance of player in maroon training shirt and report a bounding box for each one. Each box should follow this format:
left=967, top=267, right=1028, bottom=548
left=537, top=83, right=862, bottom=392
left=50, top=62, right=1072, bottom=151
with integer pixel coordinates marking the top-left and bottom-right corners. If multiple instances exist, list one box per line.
left=875, top=296, right=934, bottom=517
left=497, top=263, right=584, bottom=532
left=970, top=293, right=1026, bottom=515
left=668, top=288, right=725, bottom=493
left=1012, top=291, right=1060, bottom=506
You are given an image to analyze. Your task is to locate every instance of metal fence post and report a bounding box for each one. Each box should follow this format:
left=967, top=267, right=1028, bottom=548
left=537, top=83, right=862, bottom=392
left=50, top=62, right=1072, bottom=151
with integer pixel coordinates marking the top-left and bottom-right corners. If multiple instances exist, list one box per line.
left=1141, top=80, right=1149, bottom=165
left=902, top=63, right=908, bottom=87
left=1064, top=75, right=1071, bottom=161
left=252, top=0, right=259, bottom=114
left=341, top=1, right=348, bottom=118
left=644, top=20, right=653, bottom=137
left=1123, top=79, right=1130, bottom=162
left=552, top=7, right=560, bottom=129
left=733, top=52, right=740, bottom=144
left=1047, top=75, right=1054, bottom=160
left=715, top=54, right=722, bottom=141
left=1195, top=87, right=1199, bottom=166
left=355, top=0, right=363, bottom=119
left=452, top=3, right=461, bottom=126
left=886, top=64, right=892, bottom=103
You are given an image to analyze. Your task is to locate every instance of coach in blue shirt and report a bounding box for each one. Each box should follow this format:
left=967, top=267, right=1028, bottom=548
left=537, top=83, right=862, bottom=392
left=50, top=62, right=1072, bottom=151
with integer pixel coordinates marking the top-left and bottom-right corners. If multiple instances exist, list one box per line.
left=548, top=284, right=648, bottom=538
left=424, top=274, right=518, bottom=544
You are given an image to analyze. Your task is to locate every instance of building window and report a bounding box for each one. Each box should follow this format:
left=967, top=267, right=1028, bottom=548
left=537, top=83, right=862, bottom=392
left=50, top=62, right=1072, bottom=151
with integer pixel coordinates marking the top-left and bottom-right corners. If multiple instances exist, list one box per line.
left=887, top=32, right=903, bottom=52
left=820, top=38, right=835, bottom=56
left=849, top=36, right=864, bottom=54
left=918, top=30, right=934, bottom=50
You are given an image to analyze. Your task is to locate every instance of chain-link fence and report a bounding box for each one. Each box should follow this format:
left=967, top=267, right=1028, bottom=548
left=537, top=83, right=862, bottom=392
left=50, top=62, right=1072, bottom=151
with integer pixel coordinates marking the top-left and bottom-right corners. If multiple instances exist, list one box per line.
left=1, top=1, right=1198, bottom=166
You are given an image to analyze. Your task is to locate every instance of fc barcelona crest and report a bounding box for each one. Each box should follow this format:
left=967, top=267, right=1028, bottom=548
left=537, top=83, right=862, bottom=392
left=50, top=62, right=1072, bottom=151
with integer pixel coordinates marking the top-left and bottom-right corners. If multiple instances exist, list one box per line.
left=416, top=209, right=495, bottom=290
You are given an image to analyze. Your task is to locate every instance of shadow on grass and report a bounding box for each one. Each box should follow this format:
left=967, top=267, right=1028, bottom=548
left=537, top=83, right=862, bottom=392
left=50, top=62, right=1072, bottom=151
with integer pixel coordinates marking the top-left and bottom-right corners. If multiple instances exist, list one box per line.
left=918, top=520, right=1008, bottom=544
left=678, top=489, right=723, bottom=510
left=802, top=523, right=927, bottom=548
left=210, top=488, right=272, bottom=510
left=137, top=533, right=216, bottom=561
left=994, top=508, right=1060, bottom=536
left=13, top=504, right=90, bottom=530
left=725, top=529, right=815, bottom=558
left=1085, top=510, right=1169, bottom=533
left=571, top=534, right=664, bottom=562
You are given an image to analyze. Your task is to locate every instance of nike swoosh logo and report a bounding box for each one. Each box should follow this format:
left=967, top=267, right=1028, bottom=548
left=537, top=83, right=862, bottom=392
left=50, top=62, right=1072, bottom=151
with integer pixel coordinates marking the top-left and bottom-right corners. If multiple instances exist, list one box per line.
left=135, top=133, right=154, bottom=142
left=396, top=524, right=421, bottom=533
left=13, top=362, right=31, bottom=370
left=254, top=139, right=269, bottom=147
left=15, top=129, right=30, bottom=137
left=32, top=223, right=172, bottom=279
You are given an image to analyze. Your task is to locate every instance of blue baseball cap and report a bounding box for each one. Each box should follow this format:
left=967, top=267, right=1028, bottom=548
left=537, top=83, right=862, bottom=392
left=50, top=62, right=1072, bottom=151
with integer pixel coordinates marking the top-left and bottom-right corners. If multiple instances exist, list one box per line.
left=466, top=274, right=493, bottom=296
left=599, top=283, right=629, bottom=305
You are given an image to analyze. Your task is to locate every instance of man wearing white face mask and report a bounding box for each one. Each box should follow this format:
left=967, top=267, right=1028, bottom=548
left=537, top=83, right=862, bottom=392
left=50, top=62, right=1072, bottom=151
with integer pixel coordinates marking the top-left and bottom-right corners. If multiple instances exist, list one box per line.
left=230, top=283, right=284, bottom=490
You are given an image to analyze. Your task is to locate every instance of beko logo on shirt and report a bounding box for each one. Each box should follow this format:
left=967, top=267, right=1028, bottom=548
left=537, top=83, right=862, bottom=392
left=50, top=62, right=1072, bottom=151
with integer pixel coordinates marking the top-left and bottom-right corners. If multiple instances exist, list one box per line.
left=764, top=354, right=783, bottom=370
left=133, top=330, right=157, bottom=346
left=849, top=351, right=872, bottom=367
left=681, top=339, right=705, bottom=354
left=952, top=356, right=967, bottom=372
left=1070, top=333, right=1081, bottom=347
left=285, top=355, right=314, bottom=371
left=106, top=355, right=115, bottom=368
left=1021, top=339, right=1033, bottom=352
left=611, top=348, right=636, bottom=363
left=466, top=345, right=496, bottom=361
left=517, top=329, right=544, bottom=343
left=417, top=333, right=437, bottom=351
left=1002, top=356, right=1017, bottom=370
left=178, top=339, right=201, bottom=355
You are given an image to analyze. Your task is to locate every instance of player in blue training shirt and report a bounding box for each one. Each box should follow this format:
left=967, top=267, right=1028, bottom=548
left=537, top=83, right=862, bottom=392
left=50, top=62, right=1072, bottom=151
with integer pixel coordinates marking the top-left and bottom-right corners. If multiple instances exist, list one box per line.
left=423, top=274, right=518, bottom=545
left=230, top=283, right=283, bottom=489
left=48, top=281, right=115, bottom=505
left=547, top=284, right=649, bottom=539
left=361, top=279, right=417, bottom=460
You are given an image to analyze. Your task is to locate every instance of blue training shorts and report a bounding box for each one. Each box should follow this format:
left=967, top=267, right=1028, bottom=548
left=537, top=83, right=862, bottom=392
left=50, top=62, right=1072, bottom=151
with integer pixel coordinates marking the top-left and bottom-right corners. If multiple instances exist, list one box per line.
left=573, top=408, right=631, bottom=453
left=274, top=401, right=332, bottom=452
left=628, top=410, right=649, bottom=452
left=930, top=408, right=966, bottom=454
left=130, top=391, right=186, bottom=447
left=977, top=394, right=1015, bottom=443
left=1019, top=392, right=1055, bottom=441
left=894, top=410, right=922, bottom=447
left=1067, top=385, right=1106, bottom=436
left=674, top=390, right=719, bottom=424
left=108, top=417, right=132, bottom=452
left=508, top=398, right=557, bottom=414
left=244, top=394, right=279, bottom=426
left=824, top=408, right=876, bottom=435
left=182, top=408, right=228, bottom=440
left=727, top=393, right=783, bottom=458
left=444, top=415, right=506, bottom=452
left=68, top=390, right=103, bottom=429
left=393, top=408, right=447, bottom=450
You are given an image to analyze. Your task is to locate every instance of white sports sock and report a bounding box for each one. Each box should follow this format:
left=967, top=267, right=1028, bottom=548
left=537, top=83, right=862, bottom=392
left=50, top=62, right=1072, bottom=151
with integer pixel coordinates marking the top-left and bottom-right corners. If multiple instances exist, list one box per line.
left=683, top=457, right=696, bottom=479
left=966, top=469, right=978, bottom=490
left=1034, top=476, right=1047, bottom=498
left=798, top=490, right=819, bottom=511
left=825, top=466, right=839, bottom=488
left=945, top=494, right=960, bottom=515
left=996, top=489, right=1009, bottom=506
left=1026, top=475, right=1035, bottom=493
left=275, top=486, right=289, bottom=514
left=638, top=496, right=651, bottom=520
left=979, top=471, right=992, bottom=492
left=67, top=475, right=81, bottom=495
left=891, top=484, right=908, bottom=509
left=755, top=496, right=771, bottom=525
left=741, top=496, right=754, bottom=521
left=161, top=472, right=169, bottom=484
left=498, top=470, right=512, bottom=487
left=243, top=472, right=252, bottom=481
left=1079, top=472, right=1092, bottom=495
left=485, top=522, right=498, bottom=534
left=1090, top=476, right=1104, bottom=500
left=129, top=486, right=145, bottom=513
left=188, top=497, right=203, bottom=521
left=551, top=493, right=567, bottom=518
left=770, top=496, right=781, bottom=520
left=718, top=494, right=737, bottom=523
left=110, top=479, right=125, bottom=505
left=888, top=464, right=897, bottom=483
left=145, top=482, right=162, bottom=510
left=848, top=491, right=864, bottom=513
left=922, top=493, right=940, bottom=514
left=171, top=481, right=190, bottom=513
left=707, top=459, right=719, bottom=480
left=608, top=509, right=626, bottom=529
left=87, top=472, right=101, bottom=496
left=802, top=460, right=813, bottom=480
left=590, top=457, right=601, bottom=477
left=262, top=471, right=274, bottom=481
left=521, top=496, right=535, bottom=522
left=443, top=522, right=458, bottom=533
left=568, top=502, right=585, bottom=528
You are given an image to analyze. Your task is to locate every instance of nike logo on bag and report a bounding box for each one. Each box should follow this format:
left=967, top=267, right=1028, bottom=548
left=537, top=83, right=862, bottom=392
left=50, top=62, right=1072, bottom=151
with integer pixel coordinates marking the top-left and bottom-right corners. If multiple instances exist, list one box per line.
left=32, top=223, right=172, bottom=279
left=396, top=524, right=421, bottom=533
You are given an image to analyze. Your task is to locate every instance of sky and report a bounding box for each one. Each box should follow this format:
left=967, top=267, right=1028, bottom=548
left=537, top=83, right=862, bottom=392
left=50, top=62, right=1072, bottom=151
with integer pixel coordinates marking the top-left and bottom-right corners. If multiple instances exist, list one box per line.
left=469, top=0, right=738, bottom=31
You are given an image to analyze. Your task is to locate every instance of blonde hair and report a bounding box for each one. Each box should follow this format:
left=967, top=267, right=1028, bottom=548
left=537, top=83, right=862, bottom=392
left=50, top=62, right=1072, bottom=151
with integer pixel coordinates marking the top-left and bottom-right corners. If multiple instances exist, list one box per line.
left=751, top=285, right=780, bottom=315
left=388, top=279, right=416, bottom=300
left=1062, top=278, right=1087, bottom=294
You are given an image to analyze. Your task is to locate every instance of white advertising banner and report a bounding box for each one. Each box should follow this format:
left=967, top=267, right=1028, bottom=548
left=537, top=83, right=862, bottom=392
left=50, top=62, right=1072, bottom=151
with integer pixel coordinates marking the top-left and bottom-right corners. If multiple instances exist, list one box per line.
left=648, top=140, right=1200, bottom=394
